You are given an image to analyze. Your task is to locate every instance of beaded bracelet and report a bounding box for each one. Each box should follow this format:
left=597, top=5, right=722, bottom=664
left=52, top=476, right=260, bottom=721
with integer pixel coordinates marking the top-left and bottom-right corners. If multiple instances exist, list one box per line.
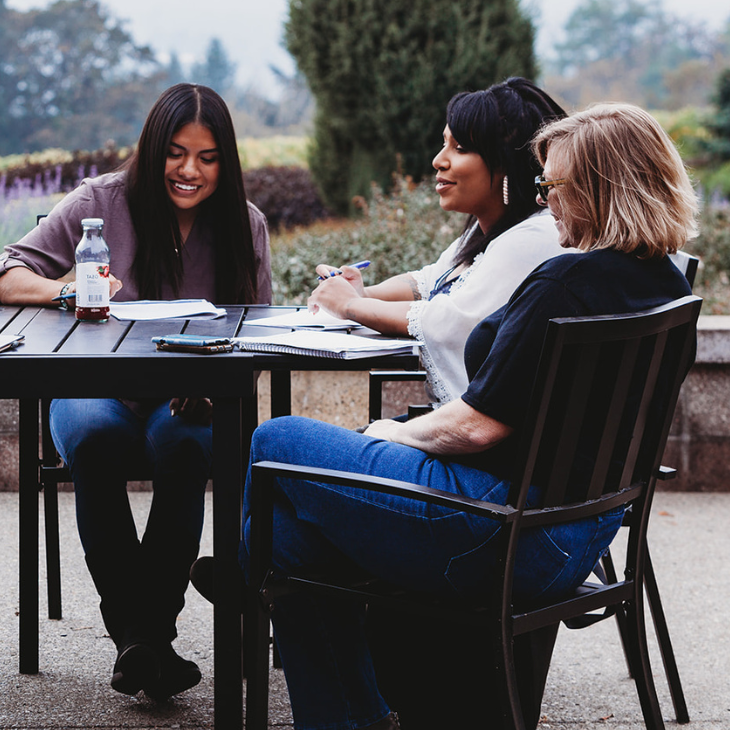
left=57, top=282, right=73, bottom=311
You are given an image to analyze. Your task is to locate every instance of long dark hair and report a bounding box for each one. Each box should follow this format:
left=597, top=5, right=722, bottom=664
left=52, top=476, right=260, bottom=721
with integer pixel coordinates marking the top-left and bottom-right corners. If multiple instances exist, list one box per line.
left=125, top=83, right=257, bottom=302
left=447, top=77, right=566, bottom=267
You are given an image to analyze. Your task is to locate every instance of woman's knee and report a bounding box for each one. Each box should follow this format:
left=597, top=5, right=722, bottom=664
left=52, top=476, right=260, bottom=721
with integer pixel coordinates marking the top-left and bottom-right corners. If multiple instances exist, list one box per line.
left=251, top=416, right=350, bottom=464
left=50, top=399, right=138, bottom=464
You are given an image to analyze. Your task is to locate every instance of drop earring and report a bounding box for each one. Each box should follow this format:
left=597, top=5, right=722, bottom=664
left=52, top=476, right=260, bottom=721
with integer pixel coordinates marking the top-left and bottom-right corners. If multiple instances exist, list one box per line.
left=502, top=175, right=509, bottom=206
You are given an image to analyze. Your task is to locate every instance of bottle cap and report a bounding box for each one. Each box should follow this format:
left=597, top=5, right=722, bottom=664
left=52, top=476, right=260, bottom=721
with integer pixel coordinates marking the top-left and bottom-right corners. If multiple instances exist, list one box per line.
left=81, top=218, right=104, bottom=229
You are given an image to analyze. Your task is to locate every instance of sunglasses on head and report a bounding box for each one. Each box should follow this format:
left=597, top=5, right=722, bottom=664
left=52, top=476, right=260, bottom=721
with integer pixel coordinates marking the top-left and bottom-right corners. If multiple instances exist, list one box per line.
left=535, top=174, right=568, bottom=202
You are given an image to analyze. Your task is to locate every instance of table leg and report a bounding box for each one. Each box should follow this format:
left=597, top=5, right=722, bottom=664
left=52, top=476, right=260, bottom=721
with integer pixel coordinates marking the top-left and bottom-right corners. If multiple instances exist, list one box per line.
left=212, top=387, right=257, bottom=730
left=270, top=370, right=291, bottom=419
left=19, top=398, right=39, bottom=674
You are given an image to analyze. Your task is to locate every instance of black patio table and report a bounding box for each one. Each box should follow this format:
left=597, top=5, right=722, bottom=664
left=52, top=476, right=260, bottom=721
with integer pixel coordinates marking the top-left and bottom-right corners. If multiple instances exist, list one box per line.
left=0, top=303, right=418, bottom=730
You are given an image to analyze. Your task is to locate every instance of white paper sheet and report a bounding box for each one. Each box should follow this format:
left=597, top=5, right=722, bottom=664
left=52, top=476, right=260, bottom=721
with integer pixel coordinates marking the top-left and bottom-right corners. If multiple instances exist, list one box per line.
left=243, top=309, right=361, bottom=330
left=110, top=299, right=227, bottom=321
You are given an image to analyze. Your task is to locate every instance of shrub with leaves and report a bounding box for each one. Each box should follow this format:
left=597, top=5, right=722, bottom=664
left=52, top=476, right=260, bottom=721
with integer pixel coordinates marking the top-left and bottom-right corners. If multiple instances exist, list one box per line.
left=269, top=174, right=461, bottom=304
left=244, top=166, right=330, bottom=231
left=686, top=203, right=730, bottom=313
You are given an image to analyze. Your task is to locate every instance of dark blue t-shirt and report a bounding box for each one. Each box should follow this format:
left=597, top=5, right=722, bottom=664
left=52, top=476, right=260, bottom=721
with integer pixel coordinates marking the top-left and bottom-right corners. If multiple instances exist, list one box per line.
left=459, top=249, right=693, bottom=477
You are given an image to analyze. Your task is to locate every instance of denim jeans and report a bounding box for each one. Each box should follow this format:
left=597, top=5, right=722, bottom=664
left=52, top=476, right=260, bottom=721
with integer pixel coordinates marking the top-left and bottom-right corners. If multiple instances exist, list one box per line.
left=50, top=398, right=212, bottom=645
left=50, top=398, right=211, bottom=553
left=240, top=416, right=624, bottom=730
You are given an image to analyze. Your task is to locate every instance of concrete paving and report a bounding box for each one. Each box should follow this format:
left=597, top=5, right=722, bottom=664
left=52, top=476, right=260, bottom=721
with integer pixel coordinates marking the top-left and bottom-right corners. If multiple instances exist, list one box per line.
left=0, top=490, right=728, bottom=729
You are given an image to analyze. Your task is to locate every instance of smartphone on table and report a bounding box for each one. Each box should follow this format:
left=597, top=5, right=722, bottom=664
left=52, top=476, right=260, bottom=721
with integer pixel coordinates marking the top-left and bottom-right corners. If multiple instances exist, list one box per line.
left=152, top=334, right=234, bottom=354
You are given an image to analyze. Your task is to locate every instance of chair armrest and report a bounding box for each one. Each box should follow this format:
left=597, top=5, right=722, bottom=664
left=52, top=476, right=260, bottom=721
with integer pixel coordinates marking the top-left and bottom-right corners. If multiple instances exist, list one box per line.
left=251, top=460, right=517, bottom=522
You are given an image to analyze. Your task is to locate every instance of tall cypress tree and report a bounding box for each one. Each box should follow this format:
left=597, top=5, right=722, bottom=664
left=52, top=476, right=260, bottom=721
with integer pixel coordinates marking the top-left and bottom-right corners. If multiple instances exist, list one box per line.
left=286, top=0, right=538, bottom=214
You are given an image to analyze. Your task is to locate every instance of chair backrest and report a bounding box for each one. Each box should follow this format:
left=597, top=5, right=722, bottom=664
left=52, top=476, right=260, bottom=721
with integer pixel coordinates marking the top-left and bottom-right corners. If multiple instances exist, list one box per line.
left=669, top=251, right=699, bottom=288
left=509, top=295, right=702, bottom=520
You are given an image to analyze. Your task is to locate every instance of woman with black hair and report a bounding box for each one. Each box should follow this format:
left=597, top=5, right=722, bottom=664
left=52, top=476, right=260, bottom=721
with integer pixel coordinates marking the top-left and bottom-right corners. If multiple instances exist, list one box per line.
left=0, top=83, right=271, bottom=700
left=309, top=77, right=569, bottom=403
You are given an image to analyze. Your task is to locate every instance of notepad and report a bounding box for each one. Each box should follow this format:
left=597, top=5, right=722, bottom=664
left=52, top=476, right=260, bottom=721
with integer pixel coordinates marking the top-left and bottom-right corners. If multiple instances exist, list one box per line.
left=243, top=309, right=362, bottom=330
left=110, top=299, right=227, bottom=321
left=233, top=330, right=420, bottom=359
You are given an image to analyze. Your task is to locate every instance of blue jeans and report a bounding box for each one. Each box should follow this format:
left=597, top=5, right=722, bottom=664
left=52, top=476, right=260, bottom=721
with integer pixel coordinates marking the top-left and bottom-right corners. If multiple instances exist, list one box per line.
left=240, top=416, right=624, bottom=730
left=50, top=398, right=212, bottom=645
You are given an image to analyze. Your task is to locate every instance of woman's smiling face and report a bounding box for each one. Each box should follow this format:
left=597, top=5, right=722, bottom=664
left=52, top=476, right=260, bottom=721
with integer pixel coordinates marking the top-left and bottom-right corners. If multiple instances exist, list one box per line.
left=432, top=125, right=505, bottom=233
left=164, top=122, right=220, bottom=215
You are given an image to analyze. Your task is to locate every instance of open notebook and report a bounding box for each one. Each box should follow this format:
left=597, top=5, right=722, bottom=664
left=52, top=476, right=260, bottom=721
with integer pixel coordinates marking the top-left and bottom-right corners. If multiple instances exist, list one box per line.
left=233, top=330, right=420, bottom=359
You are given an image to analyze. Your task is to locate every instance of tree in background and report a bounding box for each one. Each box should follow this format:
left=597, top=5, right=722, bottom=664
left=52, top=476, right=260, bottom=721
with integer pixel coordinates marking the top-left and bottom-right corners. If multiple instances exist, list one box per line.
left=705, top=69, right=730, bottom=162
left=191, top=38, right=237, bottom=95
left=165, top=52, right=187, bottom=87
left=0, top=0, right=163, bottom=154
left=544, top=0, right=729, bottom=111
left=285, top=0, right=538, bottom=215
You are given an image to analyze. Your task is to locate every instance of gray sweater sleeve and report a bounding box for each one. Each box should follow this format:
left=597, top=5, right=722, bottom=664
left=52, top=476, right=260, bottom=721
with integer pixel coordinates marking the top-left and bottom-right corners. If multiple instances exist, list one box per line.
left=248, top=201, right=272, bottom=305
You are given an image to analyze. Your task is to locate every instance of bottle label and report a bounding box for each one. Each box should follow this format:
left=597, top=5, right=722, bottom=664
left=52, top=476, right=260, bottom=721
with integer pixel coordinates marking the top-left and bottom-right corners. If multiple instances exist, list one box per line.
left=76, top=262, right=110, bottom=308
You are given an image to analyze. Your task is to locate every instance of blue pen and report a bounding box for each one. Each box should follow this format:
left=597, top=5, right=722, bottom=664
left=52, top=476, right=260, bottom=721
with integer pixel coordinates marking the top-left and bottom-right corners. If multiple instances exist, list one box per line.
left=318, top=260, right=370, bottom=281
left=51, top=292, right=77, bottom=301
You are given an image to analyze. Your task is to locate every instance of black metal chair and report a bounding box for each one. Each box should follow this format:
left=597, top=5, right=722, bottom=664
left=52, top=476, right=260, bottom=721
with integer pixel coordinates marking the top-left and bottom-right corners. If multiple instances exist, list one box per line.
left=364, top=251, right=700, bottom=725
left=245, top=294, right=701, bottom=730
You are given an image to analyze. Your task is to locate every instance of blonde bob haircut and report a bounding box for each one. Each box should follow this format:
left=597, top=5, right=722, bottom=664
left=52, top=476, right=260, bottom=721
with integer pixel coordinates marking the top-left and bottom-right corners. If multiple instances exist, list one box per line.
left=532, top=102, right=699, bottom=258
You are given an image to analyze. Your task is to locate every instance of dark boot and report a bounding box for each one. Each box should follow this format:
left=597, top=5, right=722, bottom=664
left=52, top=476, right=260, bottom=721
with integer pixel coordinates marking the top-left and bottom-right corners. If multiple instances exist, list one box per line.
left=84, top=544, right=146, bottom=649
left=143, top=644, right=202, bottom=701
left=138, top=534, right=203, bottom=699
left=84, top=545, right=161, bottom=695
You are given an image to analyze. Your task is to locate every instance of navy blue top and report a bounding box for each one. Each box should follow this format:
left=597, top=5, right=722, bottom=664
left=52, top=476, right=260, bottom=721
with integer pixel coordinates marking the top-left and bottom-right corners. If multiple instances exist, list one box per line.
left=458, top=249, right=693, bottom=477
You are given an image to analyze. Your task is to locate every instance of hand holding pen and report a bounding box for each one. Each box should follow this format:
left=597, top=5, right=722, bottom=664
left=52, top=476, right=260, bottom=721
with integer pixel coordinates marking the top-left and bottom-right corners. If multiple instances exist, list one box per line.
left=310, top=260, right=370, bottom=316
left=317, top=260, right=370, bottom=281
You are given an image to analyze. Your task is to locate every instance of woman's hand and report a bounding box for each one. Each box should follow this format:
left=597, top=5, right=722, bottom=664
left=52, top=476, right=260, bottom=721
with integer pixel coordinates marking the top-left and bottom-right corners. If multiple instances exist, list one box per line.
left=364, top=399, right=513, bottom=455
left=60, top=274, right=123, bottom=307
left=169, top=397, right=213, bottom=426
left=308, top=273, right=361, bottom=318
left=362, top=418, right=401, bottom=441
left=108, top=274, right=123, bottom=299
left=314, top=264, right=367, bottom=297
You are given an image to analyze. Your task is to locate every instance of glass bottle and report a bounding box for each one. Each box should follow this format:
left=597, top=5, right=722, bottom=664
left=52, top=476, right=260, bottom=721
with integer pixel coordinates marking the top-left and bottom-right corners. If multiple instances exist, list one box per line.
left=75, top=218, right=110, bottom=322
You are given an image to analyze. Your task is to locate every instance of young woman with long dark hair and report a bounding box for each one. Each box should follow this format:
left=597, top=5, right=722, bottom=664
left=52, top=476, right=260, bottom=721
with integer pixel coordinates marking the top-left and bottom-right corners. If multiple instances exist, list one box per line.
left=0, top=83, right=271, bottom=701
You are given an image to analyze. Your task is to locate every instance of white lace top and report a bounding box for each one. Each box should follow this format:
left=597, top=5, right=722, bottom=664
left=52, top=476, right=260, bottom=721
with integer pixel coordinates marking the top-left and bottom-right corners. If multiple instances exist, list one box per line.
left=406, top=210, right=573, bottom=404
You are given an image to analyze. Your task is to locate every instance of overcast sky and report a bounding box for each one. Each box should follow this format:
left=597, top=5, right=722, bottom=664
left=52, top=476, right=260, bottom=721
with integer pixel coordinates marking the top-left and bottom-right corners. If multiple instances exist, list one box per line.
left=7, top=0, right=729, bottom=94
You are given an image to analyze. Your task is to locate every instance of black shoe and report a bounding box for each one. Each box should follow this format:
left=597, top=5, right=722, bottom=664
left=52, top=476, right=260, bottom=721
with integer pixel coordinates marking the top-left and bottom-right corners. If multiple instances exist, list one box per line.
left=144, top=644, right=202, bottom=701
left=111, top=642, right=160, bottom=695
left=190, top=556, right=244, bottom=609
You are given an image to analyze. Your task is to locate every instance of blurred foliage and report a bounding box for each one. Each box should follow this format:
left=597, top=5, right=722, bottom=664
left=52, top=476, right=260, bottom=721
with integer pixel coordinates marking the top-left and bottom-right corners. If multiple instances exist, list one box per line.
left=542, top=0, right=730, bottom=112
left=0, top=193, right=64, bottom=251
left=245, top=166, right=330, bottom=231
left=702, top=68, right=730, bottom=164
left=269, top=174, right=458, bottom=304
left=238, top=136, right=309, bottom=170
left=686, top=204, right=730, bottom=313
left=0, top=1, right=312, bottom=156
left=0, top=0, right=163, bottom=154
left=286, top=0, right=538, bottom=215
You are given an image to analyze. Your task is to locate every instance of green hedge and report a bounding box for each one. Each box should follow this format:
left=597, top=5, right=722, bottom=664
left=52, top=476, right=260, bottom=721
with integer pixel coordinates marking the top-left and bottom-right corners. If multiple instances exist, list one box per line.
left=269, top=175, right=459, bottom=304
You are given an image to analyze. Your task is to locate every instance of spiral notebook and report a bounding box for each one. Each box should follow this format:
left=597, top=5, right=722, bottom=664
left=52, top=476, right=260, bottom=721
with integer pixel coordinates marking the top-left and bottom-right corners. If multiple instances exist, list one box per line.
left=233, top=330, right=419, bottom=359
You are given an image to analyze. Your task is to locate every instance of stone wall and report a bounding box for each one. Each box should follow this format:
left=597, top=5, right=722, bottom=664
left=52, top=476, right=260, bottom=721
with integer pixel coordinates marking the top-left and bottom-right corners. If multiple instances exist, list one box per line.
left=0, top=315, right=727, bottom=491
left=663, top=315, right=730, bottom=491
